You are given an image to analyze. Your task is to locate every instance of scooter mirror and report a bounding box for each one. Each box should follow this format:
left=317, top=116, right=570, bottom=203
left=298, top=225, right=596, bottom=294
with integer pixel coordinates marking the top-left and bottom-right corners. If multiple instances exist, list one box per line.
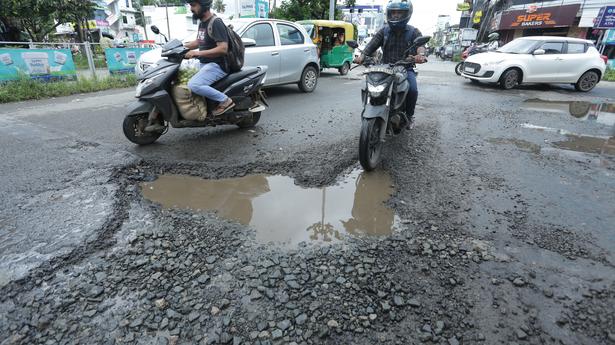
left=346, top=40, right=359, bottom=49
left=151, top=25, right=161, bottom=35
left=413, top=36, right=431, bottom=47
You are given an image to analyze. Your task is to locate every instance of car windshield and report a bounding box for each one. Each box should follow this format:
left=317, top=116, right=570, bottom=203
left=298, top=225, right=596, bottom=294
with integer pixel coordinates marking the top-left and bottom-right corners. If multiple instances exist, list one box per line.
left=227, top=21, right=249, bottom=34
left=497, top=39, right=538, bottom=54
left=302, top=24, right=315, bottom=38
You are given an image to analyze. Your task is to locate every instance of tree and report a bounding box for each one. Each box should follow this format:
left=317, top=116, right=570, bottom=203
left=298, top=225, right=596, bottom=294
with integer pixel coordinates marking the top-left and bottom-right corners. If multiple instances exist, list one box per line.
left=0, top=0, right=94, bottom=41
left=270, top=0, right=341, bottom=21
left=212, top=0, right=226, bottom=13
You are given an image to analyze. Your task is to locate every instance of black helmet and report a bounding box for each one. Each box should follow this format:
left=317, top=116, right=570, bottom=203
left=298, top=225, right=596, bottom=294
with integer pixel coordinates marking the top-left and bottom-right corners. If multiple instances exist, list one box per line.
left=186, top=0, right=212, bottom=19
left=386, top=0, right=413, bottom=31
left=488, top=32, right=500, bottom=42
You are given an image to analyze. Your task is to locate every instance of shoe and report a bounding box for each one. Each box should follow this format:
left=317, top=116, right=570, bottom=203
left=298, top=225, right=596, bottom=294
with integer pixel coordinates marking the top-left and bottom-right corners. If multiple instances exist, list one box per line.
left=144, top=122, right=165, bottom=132
left=212, top=98, right=235, bottom=116
left=406, top=116, right=415, bottom=130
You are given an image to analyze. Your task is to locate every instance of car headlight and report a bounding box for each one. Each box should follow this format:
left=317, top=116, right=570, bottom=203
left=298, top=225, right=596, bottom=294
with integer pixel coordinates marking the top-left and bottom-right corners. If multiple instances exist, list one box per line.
left=368, top=84, right=386, bottom=93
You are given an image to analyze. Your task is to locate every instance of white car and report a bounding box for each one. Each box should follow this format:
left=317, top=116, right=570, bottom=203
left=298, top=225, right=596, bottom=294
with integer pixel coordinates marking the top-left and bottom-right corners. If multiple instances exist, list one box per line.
left=461, top=36, right=607, bottom=92
left=136, top=18, right=320, bottom=92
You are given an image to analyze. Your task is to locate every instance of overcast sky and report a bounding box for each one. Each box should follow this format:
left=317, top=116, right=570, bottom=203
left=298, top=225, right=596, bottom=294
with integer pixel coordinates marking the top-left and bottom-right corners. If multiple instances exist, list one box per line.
left=406, top=0, right=462, bottom=35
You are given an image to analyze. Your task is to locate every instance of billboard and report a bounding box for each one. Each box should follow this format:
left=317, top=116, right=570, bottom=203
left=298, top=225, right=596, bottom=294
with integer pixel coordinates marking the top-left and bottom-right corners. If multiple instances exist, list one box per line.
left=594, top=6, right=615, bottom=29
left=499, top=4, right=580, bottom=30
left=0, top=48, right=77, bottom=81
left=104, top=48, right=152, bottom=74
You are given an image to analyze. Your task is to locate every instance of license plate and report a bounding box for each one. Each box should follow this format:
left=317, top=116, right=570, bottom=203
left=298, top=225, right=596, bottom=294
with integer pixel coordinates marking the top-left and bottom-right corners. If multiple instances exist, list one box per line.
left=464, top=67, right=474, bottom=73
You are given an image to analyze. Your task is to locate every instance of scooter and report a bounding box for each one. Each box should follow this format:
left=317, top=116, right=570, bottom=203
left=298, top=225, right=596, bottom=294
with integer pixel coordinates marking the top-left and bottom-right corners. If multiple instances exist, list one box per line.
left=348, top=36, right=431, bottom=171
left=122, top=39, right=268, bottom=145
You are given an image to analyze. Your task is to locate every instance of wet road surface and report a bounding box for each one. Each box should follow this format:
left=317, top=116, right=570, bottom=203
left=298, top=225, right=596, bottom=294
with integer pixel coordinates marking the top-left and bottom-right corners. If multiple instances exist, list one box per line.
left=0, top=61, right=614, bottom=345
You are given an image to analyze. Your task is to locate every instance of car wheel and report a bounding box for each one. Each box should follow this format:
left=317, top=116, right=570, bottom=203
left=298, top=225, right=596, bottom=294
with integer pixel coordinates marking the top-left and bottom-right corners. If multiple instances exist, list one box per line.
left=499, top=69, right=520, bottom=90
left=298, top=65, right=318, bottom=93
left=575, top=71, right=599, bottom=92
left=339, top=62, right=350, bottom=75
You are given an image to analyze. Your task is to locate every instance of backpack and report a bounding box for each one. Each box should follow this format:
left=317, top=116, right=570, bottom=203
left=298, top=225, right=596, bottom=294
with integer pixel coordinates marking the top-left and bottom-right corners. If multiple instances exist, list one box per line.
left=207, top=15, right=245, bottom=73
left=383, top=25, right=418, bottom=53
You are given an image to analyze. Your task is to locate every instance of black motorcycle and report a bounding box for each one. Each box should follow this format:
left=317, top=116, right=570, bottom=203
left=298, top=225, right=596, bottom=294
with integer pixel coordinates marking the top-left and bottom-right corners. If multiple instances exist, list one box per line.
left=349, top=36, right=430, bottom=171
left=123, top=39, right=268, bottom=145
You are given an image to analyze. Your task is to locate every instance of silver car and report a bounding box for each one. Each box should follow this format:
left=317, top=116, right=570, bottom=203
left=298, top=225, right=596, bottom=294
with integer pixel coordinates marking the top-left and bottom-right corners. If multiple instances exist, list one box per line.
left=136, top=18, right=320, bottom=92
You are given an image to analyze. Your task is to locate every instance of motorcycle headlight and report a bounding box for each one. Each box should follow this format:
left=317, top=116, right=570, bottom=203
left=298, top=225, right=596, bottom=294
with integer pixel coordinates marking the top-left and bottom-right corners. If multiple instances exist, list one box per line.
left=368, top=84, right=386, bottom=93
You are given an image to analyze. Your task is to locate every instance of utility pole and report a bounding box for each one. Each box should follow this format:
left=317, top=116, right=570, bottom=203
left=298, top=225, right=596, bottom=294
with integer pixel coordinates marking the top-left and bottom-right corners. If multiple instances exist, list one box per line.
left=165, top=3, right=171, bottom=40
left=329, top=0, right=335, bottom=20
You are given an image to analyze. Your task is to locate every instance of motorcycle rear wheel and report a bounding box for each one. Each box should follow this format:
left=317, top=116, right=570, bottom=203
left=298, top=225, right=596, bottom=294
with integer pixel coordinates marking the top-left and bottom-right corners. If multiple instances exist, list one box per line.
left=122, top=113, right=162, bottom=145
left=359, top=118, right=383, bottom=171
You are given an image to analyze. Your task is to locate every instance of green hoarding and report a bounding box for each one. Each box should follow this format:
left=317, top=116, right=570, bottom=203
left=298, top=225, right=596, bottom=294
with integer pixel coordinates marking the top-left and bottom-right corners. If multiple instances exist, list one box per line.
left=0, top=48, right=77, bottom=82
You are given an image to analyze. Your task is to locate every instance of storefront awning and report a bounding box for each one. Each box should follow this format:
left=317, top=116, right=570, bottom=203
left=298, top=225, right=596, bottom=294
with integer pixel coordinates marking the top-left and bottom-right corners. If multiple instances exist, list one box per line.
left=499, top=4, right=580, bottom=30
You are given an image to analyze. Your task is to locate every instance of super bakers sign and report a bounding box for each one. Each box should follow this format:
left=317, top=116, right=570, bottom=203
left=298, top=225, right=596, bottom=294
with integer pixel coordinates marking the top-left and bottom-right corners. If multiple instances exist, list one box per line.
left=499, top=4, right=580, bottom=29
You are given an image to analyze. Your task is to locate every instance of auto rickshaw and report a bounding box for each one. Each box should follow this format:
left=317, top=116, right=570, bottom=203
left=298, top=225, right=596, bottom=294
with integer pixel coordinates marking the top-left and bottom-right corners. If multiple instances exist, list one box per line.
left=298, top=20, right=356, bottom=75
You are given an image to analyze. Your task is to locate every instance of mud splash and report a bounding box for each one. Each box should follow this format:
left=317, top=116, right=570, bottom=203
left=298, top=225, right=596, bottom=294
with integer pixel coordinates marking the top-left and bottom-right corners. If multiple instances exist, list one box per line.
left=141, top=169, right=399, bottom=246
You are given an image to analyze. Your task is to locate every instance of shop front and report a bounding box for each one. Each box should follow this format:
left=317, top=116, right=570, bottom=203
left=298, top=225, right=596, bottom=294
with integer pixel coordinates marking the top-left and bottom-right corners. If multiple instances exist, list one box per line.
left=497, top=4, right=581, bottom=43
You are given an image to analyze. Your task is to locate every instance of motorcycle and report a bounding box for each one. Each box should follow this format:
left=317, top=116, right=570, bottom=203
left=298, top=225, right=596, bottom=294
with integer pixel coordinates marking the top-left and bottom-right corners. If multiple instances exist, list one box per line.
left=122, top=38, right=268, bottom=145
left=348, top=35, right=431, bottom=171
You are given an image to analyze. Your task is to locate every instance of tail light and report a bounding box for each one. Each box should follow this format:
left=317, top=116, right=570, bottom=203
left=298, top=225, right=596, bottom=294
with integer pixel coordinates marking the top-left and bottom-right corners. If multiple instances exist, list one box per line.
left=600, top=55, right=608, bottom=64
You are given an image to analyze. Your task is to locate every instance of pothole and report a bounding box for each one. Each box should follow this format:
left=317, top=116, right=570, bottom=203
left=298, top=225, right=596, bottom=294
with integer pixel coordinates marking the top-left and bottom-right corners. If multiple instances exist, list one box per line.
left=140, top=168, right=400, bottom=246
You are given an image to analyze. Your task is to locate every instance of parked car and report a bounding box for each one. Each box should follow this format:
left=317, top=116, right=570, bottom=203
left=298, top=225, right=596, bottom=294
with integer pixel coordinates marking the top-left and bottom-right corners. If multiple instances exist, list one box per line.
left=136, top=18, right=320, bottom=92
left=461, top=36, right=607, bottom=92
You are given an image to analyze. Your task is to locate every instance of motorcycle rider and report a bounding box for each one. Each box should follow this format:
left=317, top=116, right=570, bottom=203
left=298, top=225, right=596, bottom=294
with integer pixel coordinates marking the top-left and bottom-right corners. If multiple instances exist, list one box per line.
left=354, top=0, right=426, bottom=129
left=145, top=0, right=234, bottom=132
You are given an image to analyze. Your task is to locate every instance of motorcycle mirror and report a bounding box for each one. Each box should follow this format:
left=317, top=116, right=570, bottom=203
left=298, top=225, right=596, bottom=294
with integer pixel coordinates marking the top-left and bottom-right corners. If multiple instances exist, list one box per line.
left=413, top=36, right=431, bottom=47
left=346, top=40, right=359, bottom=49
left=151, top=25, right=161, bottom=35
left=242, top=38, right=257, bottom=47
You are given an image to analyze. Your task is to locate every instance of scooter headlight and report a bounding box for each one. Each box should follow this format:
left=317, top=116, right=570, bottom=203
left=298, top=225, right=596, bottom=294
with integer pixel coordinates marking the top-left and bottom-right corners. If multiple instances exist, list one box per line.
left=135, top=71, right=165, bottom=97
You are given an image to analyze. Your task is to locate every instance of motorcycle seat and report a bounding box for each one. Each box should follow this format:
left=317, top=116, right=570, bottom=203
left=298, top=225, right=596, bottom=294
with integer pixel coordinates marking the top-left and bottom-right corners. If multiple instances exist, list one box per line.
left=212, top=67, right=260, bottom=91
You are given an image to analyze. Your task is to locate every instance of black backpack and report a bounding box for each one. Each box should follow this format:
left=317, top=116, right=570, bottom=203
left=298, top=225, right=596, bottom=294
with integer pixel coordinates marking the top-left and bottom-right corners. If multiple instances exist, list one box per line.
left=207, top=15, right=245, bottom=73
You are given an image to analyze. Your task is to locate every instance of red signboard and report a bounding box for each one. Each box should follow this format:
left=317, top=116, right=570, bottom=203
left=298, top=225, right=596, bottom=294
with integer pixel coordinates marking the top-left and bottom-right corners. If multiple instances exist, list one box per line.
left=499, top=4, right=580, bottom=30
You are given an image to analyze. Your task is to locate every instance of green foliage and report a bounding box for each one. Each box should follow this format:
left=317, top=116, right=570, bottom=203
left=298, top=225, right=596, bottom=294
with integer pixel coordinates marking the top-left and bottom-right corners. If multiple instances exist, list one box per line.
left=270, top=0, right=342, bottom=21
left=604, top=67, right=615, bottom=82
left=212, top=0, right=226, bottom=13
left=0, top=0, right=95, bottom=41
left=0, top=74, right=138, bottom=103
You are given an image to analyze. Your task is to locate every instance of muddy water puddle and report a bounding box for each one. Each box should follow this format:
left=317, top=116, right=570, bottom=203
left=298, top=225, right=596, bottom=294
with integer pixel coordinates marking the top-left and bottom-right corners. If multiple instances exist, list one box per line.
left=141, top=169, right=399, bottom=246
left=522, top=99, right=615, bottom=125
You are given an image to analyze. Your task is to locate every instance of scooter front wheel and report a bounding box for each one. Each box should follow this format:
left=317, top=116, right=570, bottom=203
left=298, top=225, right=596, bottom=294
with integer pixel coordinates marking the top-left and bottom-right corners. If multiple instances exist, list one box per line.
left=359, top=118, right=383, bottom=171
left=123, top=113, right=162, bottom=145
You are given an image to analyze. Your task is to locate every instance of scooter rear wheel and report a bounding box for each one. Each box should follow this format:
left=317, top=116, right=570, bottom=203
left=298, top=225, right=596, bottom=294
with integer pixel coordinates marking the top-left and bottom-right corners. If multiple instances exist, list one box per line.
left=237, top=112, right=261, bottom=128
left=359, top=118, right=383, bottom=171
left=123, top=113, right=162, bottom=145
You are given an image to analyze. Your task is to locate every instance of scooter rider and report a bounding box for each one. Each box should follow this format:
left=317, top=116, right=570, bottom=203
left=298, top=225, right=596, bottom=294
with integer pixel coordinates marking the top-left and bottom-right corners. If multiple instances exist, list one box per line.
left=145, top=0, right=234, bottom=132
left=354, top=0, right=426, bottom=129
left=487, top=32, right=500, bottom=51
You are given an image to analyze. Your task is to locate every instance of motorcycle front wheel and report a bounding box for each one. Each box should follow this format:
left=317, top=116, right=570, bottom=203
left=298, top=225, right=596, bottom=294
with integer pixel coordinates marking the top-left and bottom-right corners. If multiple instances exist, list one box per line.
left=359, top=118, right=384, bottom=171
left=122, top=113, right=162, bottom=145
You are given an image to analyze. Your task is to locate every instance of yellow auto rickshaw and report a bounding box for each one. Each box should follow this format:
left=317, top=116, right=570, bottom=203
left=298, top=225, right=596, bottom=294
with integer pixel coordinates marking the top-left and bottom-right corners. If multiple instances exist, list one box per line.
left=298, top=20, right=356, bottom=75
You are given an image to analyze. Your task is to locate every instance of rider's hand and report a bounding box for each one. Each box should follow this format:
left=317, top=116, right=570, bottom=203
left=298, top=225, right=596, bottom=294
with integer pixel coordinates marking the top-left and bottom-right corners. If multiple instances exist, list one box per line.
left=185, top=50, right=198, bottom=59
left=414, top=55, right=427, bottom=64
left=405, top=55, right=416, bottom=63
left=353, top=55, right=364, bottom=64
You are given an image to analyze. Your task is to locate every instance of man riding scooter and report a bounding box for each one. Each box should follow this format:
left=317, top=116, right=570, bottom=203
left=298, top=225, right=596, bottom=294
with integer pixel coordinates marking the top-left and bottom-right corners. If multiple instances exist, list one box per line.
left=146, top=0, right=234, bottom=132
left=354, top=0, right=427, bottom=129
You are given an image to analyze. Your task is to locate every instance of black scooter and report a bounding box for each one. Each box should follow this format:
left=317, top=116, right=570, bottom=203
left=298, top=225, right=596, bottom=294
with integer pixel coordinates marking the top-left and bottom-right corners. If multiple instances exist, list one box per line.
left=348, top=36, right=431, bottom=171
left=122, top=39, right=268, bottom=145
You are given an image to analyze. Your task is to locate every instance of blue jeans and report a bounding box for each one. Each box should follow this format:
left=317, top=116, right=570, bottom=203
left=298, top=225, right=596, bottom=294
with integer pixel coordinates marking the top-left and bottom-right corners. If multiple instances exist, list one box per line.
left=405, top=70, right=418, bottom=117
left=187, top=62, right=228, bottom=103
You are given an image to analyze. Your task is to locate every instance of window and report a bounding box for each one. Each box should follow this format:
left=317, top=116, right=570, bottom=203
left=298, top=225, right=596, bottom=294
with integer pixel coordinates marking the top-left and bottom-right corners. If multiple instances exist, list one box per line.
left=125, top=0, right=130, bottom=8
left=277, top=24, right=304, bottom=45
left=122, top=16, right=128, bottom=24
left=242, top=23, right=275, bottom=47
left=539, top=42, right=564, bottom=54
left=567, top=43, right=586, bottom=54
